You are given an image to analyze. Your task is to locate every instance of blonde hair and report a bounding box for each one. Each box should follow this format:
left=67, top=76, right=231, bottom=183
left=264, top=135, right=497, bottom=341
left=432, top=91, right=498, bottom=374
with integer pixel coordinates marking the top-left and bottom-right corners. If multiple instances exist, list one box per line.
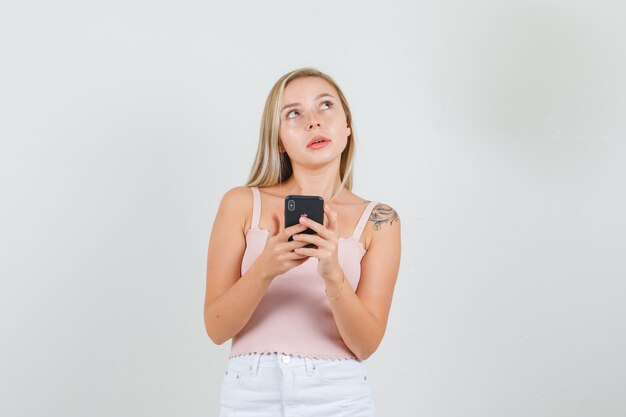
left=245, top=67, right=356, bottom=199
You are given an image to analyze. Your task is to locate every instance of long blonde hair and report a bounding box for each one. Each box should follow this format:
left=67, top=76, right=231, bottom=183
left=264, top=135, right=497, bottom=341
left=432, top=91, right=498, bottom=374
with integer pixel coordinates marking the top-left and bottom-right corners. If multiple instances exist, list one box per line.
left=245, top=68, right=356, bottom=198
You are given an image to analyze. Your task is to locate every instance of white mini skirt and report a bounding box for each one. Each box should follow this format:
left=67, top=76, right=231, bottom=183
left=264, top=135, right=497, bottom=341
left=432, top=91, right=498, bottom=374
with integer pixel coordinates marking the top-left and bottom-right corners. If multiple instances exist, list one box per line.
left=218, top=352, right=378, bottom=417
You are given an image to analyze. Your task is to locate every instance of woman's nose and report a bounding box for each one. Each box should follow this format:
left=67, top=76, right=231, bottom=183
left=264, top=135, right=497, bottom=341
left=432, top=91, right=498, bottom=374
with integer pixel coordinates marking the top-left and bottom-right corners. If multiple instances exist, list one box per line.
left=306, top=116, right=321, bottom=130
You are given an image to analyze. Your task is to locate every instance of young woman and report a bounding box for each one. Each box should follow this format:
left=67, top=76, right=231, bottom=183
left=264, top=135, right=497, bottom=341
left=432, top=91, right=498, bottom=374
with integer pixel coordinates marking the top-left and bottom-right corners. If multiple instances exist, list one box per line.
left=204, top=67, right=401, bottom=416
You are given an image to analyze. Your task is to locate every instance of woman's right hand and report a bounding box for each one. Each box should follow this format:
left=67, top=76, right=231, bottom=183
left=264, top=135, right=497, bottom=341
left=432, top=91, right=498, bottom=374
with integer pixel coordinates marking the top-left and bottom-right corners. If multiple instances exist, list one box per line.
left=253, top=212, right=311, bottom=281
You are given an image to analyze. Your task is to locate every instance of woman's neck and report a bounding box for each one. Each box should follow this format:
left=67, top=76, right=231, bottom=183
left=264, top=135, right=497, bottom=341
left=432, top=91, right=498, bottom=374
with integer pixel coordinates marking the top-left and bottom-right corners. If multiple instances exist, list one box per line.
left=280, top=176, right=344, bottom=203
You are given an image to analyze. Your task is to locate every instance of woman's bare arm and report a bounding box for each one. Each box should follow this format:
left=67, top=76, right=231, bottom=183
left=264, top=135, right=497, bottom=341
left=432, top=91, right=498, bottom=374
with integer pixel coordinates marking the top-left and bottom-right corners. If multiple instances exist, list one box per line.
left=326, top=204, right=401, bottom=360
left=203, top=187, right=309, bottom=344
left=203, top=187, right=272, bottom=345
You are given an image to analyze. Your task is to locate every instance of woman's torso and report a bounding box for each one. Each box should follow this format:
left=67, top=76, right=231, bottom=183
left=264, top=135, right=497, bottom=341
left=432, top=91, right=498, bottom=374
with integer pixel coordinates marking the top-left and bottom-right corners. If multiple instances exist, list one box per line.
left=229, top=185, right=378, bottom=360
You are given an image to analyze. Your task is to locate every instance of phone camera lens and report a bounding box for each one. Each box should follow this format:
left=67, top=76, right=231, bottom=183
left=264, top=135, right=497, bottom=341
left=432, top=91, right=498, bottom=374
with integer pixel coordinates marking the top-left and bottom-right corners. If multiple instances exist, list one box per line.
left=288, top=200, right=295, bottom=211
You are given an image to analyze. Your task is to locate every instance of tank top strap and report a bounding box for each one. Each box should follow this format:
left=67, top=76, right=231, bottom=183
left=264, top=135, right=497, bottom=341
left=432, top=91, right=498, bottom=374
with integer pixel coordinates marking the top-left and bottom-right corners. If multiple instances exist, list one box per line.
left=351, top=201, right=378, bottom=241
left=250, top=186, right=261, bottom=229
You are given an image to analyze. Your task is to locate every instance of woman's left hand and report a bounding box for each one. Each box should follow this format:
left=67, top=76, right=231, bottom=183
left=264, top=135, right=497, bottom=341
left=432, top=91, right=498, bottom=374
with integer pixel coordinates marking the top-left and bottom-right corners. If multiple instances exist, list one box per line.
left=292, top=204, right=344, bottom=283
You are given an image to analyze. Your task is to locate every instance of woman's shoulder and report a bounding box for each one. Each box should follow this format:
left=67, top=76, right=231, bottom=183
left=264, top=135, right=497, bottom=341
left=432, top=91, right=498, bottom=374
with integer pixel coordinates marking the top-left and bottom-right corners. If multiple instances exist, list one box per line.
left=330, top=190, right=398, bottom=249
left=220, top=185, right=254, bottom=205
left=367, top=201, right=400, bottom=231
left=347, top=192, right=400, bottom=248
left=216, top=186, right=255, bottom=232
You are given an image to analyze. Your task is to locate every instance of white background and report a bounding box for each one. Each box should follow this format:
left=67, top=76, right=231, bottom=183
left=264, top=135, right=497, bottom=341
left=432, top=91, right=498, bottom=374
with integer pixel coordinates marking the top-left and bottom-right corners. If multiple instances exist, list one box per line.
left=1, top=0, right=625, bottom=416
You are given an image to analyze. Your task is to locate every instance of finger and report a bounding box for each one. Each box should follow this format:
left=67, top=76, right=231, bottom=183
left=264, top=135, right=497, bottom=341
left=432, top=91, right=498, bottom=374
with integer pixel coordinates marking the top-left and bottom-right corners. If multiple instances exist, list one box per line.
left=292, top=233, right=329, bottom=250
left=298, top=216, right=330, bottom=240
left=286, top=250, right=310, bottom=260
left=279, top=239, right=313, bottom=252
left=283, top=222, right=308, bottom=240
left=293, top=247, right=318, bottom=258
left=278, top=241, right=311, bottom=257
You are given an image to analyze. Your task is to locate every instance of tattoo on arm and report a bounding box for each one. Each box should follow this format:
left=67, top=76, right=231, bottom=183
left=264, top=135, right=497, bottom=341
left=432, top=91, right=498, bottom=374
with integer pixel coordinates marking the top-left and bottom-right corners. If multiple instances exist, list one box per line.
left=369, top=203, right=399, bottom=231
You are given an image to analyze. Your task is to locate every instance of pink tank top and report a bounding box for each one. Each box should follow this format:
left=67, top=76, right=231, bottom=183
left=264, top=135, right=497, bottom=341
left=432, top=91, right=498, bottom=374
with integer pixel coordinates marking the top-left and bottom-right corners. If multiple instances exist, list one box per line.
left=229, top=186, right=378, bottom=360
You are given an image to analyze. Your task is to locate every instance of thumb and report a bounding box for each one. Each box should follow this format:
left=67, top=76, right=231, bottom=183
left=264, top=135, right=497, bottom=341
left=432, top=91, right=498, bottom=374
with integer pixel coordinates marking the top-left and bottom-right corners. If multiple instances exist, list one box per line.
left=269, top=211, right=281, bottom=237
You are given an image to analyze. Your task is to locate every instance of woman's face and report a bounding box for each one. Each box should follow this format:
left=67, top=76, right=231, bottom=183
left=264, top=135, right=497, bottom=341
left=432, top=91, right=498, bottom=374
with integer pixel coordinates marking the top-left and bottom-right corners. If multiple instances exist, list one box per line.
left=278, top=76, right=351, bottom=167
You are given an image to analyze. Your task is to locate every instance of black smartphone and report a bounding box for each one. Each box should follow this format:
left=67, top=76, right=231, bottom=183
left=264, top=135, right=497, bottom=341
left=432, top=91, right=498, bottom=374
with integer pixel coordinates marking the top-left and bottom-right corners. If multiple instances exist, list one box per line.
left=285, top=195, right=324, bottom=249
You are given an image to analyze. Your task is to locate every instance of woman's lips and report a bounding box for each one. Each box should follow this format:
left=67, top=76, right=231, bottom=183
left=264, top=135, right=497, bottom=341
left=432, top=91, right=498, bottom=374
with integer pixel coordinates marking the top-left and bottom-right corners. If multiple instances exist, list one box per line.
left=308, top=140, right=330, bottom=149
left=307, top=135, right=331, bottom=148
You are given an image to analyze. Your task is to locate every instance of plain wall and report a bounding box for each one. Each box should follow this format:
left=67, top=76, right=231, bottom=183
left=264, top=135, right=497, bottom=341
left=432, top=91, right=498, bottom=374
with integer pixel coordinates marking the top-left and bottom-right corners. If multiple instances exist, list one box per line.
left=1, top=0, right=625, bottom=416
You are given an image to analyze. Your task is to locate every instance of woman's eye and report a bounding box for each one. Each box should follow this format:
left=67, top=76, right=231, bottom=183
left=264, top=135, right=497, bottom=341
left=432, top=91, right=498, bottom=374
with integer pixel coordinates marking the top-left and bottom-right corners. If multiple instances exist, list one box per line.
left=286, top=101, right=332, bottom=119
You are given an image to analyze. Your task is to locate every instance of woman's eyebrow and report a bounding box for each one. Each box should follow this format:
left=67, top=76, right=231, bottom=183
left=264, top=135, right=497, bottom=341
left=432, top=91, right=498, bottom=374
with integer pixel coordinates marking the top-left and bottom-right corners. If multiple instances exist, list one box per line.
left=281, top=93, right=335, bottom=113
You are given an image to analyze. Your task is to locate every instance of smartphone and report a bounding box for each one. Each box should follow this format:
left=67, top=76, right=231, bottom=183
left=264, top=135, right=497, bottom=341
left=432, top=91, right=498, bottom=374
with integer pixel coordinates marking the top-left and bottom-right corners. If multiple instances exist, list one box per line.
left=285, top=195, right=324, bottom=249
